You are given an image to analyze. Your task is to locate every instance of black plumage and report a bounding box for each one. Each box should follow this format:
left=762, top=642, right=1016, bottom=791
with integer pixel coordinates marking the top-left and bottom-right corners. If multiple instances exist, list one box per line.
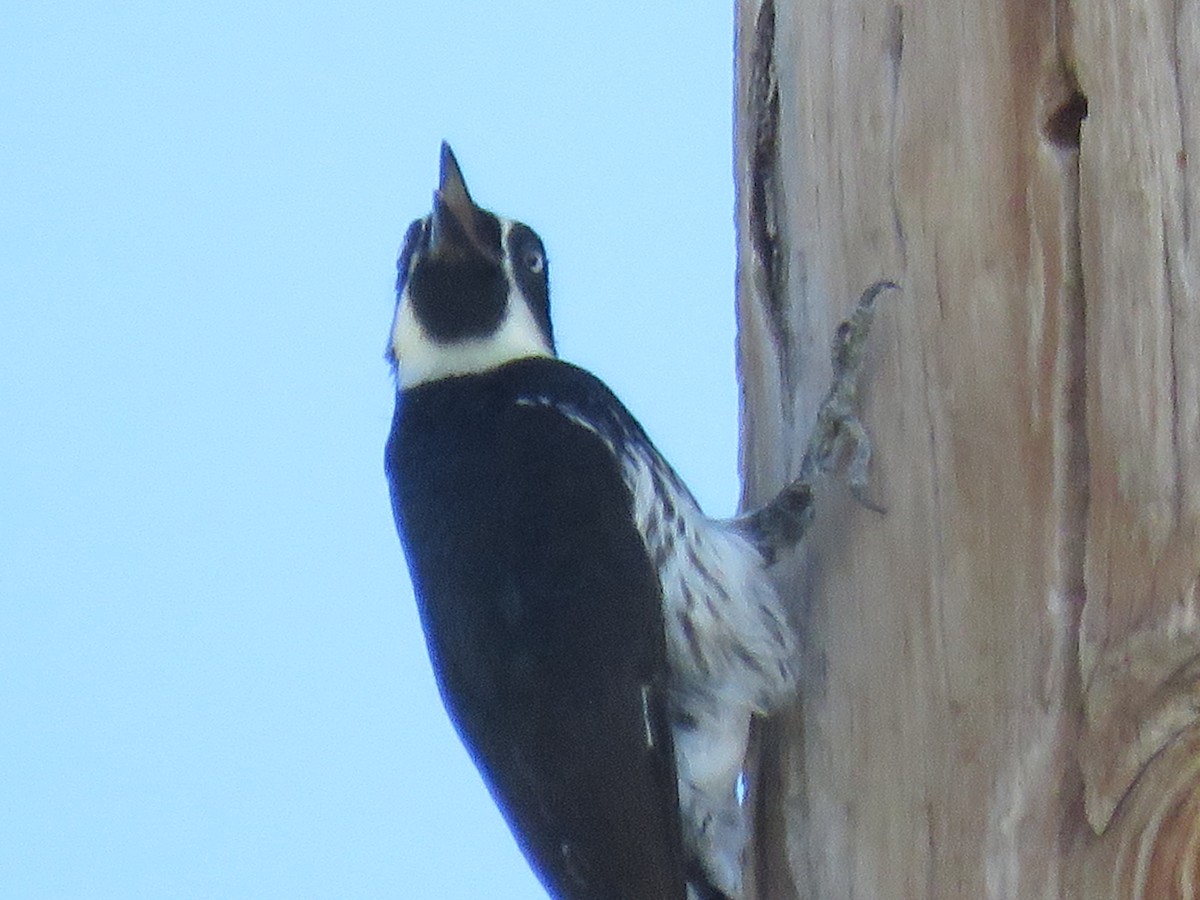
left=382, top=144, right=890, bottom=900
left=387, top=358, right=689, bottom=899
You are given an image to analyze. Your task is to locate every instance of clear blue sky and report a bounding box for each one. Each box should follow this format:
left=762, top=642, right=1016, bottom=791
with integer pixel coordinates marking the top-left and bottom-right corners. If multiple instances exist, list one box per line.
left=1, top=5, right=741, bottom=897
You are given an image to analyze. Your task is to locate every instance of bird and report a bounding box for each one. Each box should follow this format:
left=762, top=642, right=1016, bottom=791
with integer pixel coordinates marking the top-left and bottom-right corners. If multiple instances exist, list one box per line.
left=384, top=143, right=890, bottom=900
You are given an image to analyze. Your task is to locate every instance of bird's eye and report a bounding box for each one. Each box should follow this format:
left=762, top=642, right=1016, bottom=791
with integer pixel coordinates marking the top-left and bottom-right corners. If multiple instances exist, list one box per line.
left=523, top=246, right=545, bottom=274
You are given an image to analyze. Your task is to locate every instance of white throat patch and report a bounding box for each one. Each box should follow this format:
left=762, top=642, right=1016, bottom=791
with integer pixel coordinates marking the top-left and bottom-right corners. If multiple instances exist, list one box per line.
left=391, top=218, right=555, bottom=388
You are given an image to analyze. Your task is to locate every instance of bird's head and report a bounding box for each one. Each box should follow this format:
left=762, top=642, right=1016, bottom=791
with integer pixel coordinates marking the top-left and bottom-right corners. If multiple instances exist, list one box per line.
left=388, top=143, right=555, bottom=387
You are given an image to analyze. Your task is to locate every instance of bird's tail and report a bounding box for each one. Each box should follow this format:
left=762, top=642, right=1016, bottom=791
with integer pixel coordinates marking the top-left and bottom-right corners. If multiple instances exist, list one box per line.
left=686, top=861, right=738, bottom=900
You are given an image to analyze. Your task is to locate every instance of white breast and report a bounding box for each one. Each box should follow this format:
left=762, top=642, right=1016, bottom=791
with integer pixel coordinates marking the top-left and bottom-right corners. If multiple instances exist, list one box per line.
left=616, top=443, right=797, bottom=711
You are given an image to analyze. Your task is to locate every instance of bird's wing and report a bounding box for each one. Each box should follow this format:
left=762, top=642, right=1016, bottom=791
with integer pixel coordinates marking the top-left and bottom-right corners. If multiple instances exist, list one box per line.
left=472, top=396, right=689, bottom=900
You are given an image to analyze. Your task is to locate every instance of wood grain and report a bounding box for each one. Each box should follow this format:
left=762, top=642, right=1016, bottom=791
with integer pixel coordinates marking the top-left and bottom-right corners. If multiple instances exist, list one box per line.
left=733, top=0, right=1200, bottom=895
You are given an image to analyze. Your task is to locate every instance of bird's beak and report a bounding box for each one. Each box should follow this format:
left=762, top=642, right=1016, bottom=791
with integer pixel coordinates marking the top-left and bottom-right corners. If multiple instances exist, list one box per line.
left=429, top=142, right=490, bottom=261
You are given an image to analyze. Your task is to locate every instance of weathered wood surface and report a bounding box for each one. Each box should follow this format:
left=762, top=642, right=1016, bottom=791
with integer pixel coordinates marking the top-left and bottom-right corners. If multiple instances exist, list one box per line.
left=733, top=0, right=1200, bottom=896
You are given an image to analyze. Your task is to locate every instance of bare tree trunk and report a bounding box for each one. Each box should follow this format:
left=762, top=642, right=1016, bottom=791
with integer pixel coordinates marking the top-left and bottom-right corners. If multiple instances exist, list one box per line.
left=733, top=0, right=1200, bottom=896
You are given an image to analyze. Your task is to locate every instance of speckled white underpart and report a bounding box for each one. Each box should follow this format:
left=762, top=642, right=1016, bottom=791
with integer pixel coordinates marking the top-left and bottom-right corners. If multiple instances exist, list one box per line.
left=521, top=397, right=798, bottom=900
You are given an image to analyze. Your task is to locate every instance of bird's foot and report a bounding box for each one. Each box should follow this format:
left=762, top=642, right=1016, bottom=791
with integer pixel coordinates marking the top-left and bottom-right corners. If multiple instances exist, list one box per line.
left=736, top=280, right=897, bottom=561
left=799, top=279, right=897, bottom=509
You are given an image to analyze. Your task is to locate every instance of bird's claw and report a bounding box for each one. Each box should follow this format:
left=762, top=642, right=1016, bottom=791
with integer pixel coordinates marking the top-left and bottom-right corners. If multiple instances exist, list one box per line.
left=738, top=280, right=896, bottom=561
left=800, top=279, right=898, bottom=507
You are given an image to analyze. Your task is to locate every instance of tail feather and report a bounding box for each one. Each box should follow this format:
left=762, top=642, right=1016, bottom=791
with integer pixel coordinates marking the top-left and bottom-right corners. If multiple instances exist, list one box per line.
left=686, top=860, right=737, bottom=900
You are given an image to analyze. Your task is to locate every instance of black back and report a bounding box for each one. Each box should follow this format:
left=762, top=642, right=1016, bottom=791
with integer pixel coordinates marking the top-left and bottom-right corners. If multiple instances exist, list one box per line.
left=386, top=356, right=688, bottom=900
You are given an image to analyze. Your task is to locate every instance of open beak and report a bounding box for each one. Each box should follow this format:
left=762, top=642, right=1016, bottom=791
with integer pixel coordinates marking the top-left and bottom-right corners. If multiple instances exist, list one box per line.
left=428, top=142, right=490, bottom=261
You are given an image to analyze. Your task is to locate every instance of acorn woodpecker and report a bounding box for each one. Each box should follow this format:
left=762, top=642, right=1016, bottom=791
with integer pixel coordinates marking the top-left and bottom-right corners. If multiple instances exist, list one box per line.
left=385, top=143, right=890, bottom=900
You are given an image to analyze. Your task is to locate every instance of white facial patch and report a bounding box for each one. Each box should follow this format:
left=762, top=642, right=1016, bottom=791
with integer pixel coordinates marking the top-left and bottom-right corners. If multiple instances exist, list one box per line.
left=391, top=218, right=555, bottom=388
